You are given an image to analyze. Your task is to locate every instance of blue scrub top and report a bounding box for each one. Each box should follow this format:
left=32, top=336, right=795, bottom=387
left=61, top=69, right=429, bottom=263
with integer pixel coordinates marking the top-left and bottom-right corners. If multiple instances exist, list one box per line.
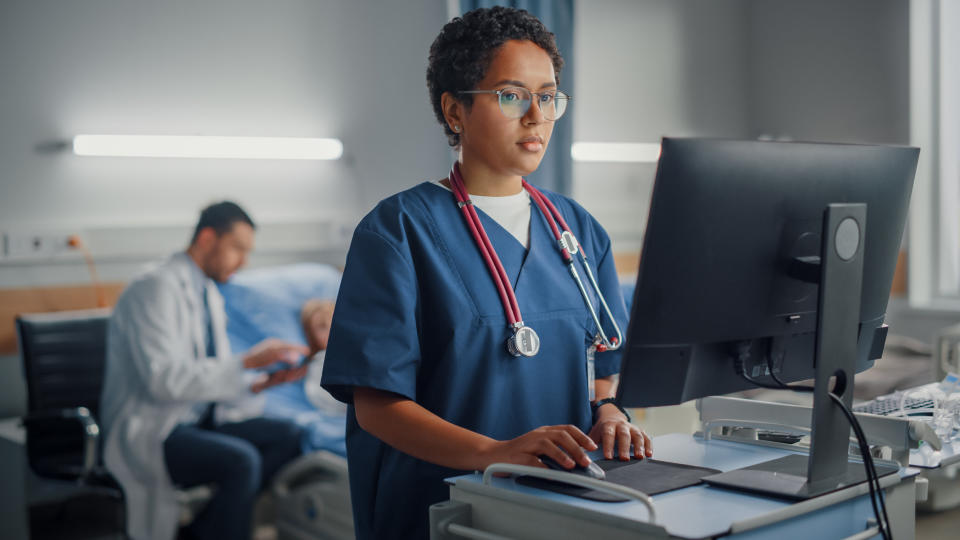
left=322, top=181, right=628, bottom=540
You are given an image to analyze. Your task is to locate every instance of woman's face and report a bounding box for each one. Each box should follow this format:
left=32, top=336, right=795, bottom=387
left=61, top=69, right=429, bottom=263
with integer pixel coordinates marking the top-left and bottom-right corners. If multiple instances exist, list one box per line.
left=457, top=40, right=557, bottom=179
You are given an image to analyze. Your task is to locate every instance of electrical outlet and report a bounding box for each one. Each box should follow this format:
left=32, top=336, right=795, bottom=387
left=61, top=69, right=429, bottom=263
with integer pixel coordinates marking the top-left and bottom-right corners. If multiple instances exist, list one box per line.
left=3, top=231, right=76, bottom=259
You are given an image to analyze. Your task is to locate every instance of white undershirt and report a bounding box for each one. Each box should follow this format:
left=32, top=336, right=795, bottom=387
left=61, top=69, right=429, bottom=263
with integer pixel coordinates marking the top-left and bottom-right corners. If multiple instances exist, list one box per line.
left=433, top=180, right=532, bottom=249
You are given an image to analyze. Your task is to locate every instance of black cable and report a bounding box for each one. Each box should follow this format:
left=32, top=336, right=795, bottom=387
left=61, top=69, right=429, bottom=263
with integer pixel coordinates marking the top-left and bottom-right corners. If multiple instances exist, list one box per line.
left=736, top=345, right=891, bottom=537
left=763, top=369, right=891, bottom=539
left=741, top=363, right=893, bottom=540
left=740, top=369, right=790, bottom=391
left=828, top=392, right=892, bottom=540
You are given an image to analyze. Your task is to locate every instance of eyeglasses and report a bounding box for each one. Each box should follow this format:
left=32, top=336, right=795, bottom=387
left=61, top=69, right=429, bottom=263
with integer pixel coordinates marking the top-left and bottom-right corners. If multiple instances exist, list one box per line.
left=459, top=87, right=570, bottom=121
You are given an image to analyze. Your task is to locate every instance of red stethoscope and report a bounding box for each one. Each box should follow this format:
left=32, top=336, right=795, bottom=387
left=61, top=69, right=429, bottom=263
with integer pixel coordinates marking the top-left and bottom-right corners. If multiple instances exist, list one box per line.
left=447, top=162, right=623, bottom=359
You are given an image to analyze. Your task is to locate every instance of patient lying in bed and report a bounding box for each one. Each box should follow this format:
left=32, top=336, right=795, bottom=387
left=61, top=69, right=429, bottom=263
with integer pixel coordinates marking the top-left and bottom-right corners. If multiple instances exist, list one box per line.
left=218, top=263, right=347, bottom=457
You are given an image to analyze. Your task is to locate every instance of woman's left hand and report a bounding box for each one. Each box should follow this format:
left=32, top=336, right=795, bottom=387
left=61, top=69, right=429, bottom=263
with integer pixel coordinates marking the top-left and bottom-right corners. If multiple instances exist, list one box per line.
left=588, top=404, right=653, bottom=460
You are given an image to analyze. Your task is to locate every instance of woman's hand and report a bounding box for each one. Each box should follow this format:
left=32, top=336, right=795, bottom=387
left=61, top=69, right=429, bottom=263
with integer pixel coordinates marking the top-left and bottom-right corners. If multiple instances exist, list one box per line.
left=478, top=424, right=598, bottom=470
left=588, top=404, right=653, bottom=460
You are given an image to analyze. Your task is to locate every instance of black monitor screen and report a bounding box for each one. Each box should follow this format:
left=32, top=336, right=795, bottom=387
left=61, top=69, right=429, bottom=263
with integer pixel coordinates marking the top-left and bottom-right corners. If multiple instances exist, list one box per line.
left=616, top=138, right=918, bottom=407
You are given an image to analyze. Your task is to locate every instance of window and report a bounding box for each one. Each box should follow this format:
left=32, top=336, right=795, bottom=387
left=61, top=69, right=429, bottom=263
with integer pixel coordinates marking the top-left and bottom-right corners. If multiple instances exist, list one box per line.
left=909, top=0, right=960, bottom=307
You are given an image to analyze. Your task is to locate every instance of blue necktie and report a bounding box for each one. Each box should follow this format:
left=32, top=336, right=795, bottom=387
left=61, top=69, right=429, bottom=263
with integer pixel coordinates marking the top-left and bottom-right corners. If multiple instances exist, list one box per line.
left=203, top=287, right=217, bottom=358
left=198, top=287, right=217, bottom=428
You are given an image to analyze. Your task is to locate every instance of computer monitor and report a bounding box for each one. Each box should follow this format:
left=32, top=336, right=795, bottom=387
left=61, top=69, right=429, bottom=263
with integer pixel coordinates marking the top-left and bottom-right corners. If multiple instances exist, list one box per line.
left=615, top=137, right=919, bottom=499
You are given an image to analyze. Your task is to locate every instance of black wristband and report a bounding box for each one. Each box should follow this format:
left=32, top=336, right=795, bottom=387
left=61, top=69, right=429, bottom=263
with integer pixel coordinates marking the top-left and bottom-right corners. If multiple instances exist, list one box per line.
left=591, top=397, right=631, bottom=423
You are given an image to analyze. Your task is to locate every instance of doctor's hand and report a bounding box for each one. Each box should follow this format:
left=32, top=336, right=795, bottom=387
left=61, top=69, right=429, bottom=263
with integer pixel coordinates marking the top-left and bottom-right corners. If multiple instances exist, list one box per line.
left=242, top=339, right=309, bottom=370
left=589, top=406, right=653, bottom=461
left=250, top=364, right=308, bottom=394
left=479, top=425, right=598, bottom=471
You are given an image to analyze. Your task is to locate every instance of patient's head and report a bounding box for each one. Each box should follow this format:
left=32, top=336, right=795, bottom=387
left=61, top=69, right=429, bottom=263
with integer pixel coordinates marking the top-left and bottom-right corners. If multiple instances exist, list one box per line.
left=187, top=201, right=256, bottom=283
left=301, top=299, right=336, bottom=354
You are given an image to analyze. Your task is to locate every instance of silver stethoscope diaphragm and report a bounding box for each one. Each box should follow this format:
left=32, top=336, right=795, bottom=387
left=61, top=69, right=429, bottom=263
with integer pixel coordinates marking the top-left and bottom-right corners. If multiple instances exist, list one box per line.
left=506, top=325, right=541, bottom=357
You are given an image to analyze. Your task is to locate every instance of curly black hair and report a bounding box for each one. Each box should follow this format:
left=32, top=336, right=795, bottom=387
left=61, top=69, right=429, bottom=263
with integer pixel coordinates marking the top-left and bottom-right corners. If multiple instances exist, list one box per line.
left=426, top=6, right=564, bottom=147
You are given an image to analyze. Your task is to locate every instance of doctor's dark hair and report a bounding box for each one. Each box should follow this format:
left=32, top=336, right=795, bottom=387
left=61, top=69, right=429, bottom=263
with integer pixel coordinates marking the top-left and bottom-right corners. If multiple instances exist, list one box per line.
left=427, top=6, right=564, bottom=147
left=190, top=201, right=256, bottom=244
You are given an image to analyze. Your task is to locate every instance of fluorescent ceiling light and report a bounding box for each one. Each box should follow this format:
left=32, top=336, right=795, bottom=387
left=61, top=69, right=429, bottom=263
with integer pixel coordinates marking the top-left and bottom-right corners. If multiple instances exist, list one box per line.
left=571, top=142, right=661, bottom=163
left=72, top=135, right=343, bottom=160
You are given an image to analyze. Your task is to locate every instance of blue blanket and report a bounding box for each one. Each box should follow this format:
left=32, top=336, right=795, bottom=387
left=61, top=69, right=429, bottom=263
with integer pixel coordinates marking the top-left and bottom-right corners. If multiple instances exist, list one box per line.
left=218, top=263, right=346, bottom=457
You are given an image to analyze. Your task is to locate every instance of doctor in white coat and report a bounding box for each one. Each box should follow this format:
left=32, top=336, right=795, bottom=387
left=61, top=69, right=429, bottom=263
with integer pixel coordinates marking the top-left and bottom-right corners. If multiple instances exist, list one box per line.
left=100, top=201, right=309, bottom=540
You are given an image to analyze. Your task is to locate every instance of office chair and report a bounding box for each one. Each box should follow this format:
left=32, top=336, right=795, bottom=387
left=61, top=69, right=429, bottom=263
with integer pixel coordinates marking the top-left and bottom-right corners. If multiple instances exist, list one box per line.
left=17, top=308, right=126, bottom=539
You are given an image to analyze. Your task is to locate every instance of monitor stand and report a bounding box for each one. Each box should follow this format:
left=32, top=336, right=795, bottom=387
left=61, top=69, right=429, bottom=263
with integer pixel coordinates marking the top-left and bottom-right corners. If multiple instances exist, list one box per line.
left=703, top=203, right=899, bottom=500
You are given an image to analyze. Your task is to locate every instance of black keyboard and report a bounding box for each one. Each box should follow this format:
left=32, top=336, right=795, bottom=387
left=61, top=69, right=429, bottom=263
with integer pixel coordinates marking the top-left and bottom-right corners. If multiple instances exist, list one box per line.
left=853, top=397, right=935, bottom=416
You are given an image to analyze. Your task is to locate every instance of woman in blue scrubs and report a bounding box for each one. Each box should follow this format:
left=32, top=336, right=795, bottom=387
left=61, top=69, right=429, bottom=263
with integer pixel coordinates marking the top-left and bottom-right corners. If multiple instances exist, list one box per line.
left=321, top=7, right=652, bottom=539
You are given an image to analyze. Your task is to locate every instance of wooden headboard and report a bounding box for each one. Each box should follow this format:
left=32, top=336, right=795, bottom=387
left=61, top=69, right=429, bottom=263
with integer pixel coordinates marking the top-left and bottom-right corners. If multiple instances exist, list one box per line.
left=0, top=283, right=125, bottom=355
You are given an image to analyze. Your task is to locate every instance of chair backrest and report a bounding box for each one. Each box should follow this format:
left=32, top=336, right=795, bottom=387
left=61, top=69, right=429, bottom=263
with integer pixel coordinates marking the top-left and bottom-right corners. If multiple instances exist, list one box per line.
left=17, top=308, right=112, bottom=478
left=18, top=308, right=112, bottom=416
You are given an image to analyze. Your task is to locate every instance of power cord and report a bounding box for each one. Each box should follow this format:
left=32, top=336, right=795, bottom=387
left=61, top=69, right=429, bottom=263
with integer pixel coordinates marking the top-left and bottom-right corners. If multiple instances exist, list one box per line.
left=734, top=350, right=892, bottom=540
left=67, top=234, right=107, bottom=308
left=827, top=390, right=892, bottom=540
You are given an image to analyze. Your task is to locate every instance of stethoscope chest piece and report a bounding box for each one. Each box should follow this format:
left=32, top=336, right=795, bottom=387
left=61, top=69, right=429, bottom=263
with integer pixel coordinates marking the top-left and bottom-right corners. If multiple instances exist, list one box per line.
left=507, top=325, right=540, bottom=357
left=447, top=161, right=621, bottom=359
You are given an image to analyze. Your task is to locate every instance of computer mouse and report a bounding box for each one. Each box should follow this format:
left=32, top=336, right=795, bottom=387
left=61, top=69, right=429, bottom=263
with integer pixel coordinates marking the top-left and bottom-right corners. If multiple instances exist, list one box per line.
left=539, top=455, right=606, bottom=480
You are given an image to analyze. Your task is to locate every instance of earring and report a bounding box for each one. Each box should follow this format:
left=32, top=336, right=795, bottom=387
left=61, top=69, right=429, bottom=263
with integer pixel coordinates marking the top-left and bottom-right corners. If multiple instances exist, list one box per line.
left=453, top=125, right=461, bottom=133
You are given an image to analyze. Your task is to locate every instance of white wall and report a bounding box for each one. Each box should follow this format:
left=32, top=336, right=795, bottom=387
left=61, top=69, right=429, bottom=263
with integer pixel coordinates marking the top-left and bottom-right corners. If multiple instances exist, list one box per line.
left=0, top=0, right=910, bottom=282
left=747, top=0, right=910, bottom=144
left=573, top=0, right=752, bottom=252
left=572, top=0, right=910, bottom=254
left=0, top=0, right=452, bottom=287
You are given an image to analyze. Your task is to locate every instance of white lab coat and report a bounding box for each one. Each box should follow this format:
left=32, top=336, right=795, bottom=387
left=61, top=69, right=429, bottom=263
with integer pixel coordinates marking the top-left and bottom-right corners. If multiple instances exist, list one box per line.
left=100, top=253, right=247, bottom=540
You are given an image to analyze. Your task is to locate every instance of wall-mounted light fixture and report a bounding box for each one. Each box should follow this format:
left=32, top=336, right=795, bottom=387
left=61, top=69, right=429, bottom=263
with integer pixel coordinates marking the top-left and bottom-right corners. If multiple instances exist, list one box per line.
left=571, top=142, right=661, bottom=163
left=72, top=135, right=343, bottom=160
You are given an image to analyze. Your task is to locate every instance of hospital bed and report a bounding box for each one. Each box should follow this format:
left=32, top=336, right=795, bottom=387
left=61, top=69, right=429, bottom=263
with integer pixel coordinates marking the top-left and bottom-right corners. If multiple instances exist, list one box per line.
left=219, top=263, right=353, bottom=540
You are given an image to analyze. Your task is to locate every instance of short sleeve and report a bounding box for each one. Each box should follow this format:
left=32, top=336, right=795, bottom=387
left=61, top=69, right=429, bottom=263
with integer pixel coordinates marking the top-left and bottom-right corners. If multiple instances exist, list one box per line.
left=321, top=227, right=421, bottom=404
